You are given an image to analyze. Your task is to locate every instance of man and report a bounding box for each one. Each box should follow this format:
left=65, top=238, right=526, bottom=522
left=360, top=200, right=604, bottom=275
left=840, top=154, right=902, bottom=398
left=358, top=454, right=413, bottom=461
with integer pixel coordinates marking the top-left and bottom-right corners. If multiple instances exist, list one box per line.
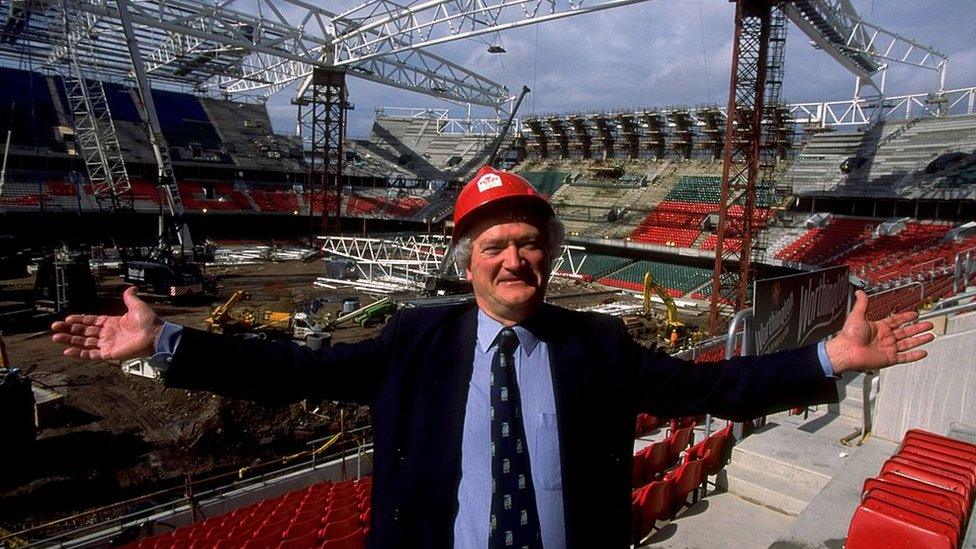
left=52, top=166, right=934, bottom=549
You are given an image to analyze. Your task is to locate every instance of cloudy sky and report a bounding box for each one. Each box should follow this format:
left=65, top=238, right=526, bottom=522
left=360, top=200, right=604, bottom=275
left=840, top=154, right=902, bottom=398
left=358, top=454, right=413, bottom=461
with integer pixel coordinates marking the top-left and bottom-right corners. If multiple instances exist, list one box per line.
left=265, top=0, right=976, bottom=138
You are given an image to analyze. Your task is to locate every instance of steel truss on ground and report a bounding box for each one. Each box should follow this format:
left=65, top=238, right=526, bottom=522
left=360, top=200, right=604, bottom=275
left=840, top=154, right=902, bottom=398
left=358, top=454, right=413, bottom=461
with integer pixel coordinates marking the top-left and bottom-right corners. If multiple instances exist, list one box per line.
left=313, top=235, right=583, bottom=293
left=316, top=234, right=457, bottom=293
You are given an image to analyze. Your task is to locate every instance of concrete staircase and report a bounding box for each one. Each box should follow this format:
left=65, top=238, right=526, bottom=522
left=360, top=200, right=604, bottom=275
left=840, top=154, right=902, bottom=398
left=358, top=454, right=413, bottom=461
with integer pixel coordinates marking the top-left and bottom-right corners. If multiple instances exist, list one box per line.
left=718, top=410, right=864, bottom=517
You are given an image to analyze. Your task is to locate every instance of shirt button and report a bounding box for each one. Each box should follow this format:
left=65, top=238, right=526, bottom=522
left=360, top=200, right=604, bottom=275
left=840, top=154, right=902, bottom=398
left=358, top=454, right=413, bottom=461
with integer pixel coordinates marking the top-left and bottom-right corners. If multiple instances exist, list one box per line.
left=393, top=506, right=400, bottom=521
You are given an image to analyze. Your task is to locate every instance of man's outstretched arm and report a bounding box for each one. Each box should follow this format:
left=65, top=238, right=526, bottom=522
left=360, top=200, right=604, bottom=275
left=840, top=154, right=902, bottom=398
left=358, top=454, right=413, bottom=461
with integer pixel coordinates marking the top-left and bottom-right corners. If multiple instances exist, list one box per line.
left=50, top=286, right=163, bottom=361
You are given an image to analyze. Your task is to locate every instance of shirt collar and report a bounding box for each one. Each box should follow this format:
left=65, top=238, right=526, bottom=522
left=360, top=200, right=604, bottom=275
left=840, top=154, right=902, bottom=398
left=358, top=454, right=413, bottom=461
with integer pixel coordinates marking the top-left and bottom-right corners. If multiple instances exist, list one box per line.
left=476, top=309, right=541, bottom=357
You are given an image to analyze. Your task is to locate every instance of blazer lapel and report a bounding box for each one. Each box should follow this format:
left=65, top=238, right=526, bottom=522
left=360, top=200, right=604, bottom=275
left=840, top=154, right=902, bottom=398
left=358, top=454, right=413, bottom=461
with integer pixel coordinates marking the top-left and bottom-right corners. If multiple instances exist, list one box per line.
left=422, top=305, right=479, bottom=534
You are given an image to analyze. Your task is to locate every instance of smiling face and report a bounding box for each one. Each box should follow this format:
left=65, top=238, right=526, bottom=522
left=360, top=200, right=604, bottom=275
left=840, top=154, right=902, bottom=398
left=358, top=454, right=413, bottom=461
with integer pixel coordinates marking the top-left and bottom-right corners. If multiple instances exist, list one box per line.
left=465, top=216, right=551, bottom=326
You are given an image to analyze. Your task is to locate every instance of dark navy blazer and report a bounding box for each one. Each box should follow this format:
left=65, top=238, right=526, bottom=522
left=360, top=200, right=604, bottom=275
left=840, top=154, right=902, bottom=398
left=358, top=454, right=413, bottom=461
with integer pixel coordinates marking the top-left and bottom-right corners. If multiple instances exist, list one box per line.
left=165, top=303, right=838, bottom=549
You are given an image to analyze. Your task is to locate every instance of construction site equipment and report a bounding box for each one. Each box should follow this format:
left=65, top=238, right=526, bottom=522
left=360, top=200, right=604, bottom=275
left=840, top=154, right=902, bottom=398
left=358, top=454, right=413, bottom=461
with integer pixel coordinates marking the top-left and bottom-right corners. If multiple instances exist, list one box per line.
left=33, top=251, right=97, bottom=315
left=623, top=272, right=691, bottom=349
left=205, top=290, right=251, bottom=331
left=330, top=297, right=396, bottom=328
left=254, top=311, right=330, bottom=341
left=123, top=258, right=213, bottom=300
left=485, top=85, right=530, bottom=167
left=0, top=367, right=35, bottom=448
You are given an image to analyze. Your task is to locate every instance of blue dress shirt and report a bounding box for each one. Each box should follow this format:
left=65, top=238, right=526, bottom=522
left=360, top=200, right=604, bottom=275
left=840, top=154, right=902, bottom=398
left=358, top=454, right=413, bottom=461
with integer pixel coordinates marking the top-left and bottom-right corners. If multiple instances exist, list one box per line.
left=453, top=311, right=565, bottom=549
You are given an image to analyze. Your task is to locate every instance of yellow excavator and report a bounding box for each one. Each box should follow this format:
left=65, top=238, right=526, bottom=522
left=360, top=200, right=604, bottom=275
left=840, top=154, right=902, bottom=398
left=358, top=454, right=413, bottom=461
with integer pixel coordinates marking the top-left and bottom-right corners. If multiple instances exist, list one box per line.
left=640, top=272, right=689, bottom=348
left=205, top=290, right=251, bottom=331
left=623, top=272, right=689, bottom=350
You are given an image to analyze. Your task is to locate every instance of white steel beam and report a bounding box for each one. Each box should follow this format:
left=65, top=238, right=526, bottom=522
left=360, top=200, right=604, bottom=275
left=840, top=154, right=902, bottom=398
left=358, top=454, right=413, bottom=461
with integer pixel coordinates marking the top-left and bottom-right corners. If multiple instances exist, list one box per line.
left=330, top=0, right=655, bottom=66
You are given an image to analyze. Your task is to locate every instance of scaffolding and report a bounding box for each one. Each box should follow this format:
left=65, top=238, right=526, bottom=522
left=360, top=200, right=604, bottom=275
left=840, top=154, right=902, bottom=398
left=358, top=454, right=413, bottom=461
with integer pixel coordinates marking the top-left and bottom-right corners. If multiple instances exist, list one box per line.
left=298, top=68, right=347, bottom=238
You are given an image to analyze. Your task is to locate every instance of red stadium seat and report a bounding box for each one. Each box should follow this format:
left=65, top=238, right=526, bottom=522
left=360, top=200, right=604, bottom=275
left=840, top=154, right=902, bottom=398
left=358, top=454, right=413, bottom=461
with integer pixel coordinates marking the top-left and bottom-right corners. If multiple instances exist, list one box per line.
left=283, top=514, right=324, bottom=541
left=319, top=527, right=365, bottom=549
left=243, top=529, right=285, bottom=548
left=876, top=472, right=970, bottom=519
left=665, top=426, right=693, bottom=465
left=280, top=528, right=322, bottom=549
left=667, top=450, right=709, bottom=514
left=324, top=503, right=360, bottom=524
left=686, top=423, right=734, bottom=477
left=635, top=413, right=660, bottom=437
left=904, top=429, right=976, bottom=459
left=321, top=516, right=361, bottom=541
left=880, top=458, right=972, bottom=501
left=862, top=484, right=963, bottom=532
left=631, top=477, right=674, bottom=543
left=864, top=477, right=968, bottom=521
left=846, top=499, right=955, bottom=549
left=633, top=440, right=668, bottom=486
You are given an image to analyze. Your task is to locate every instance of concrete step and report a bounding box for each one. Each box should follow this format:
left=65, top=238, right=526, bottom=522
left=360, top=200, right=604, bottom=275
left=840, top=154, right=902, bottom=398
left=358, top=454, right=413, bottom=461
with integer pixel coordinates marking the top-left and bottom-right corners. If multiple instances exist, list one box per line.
left=719, top=461, right=816, bottom=516
left=730, top=442, right=832, bottom=493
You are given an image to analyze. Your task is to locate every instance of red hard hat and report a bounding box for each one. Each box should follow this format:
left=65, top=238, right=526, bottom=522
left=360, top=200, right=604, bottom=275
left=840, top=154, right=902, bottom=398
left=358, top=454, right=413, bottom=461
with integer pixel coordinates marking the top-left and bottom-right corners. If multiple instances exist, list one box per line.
left=452, top=165, right=552, bottom=240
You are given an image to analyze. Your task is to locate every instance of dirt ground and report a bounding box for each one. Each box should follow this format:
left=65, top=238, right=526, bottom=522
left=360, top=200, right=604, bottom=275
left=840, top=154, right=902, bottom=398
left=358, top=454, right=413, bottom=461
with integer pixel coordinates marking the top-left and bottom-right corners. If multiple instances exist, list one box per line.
left=0, top=259, right=380, bottom=534
left=0, top=257, right=693, bottom=536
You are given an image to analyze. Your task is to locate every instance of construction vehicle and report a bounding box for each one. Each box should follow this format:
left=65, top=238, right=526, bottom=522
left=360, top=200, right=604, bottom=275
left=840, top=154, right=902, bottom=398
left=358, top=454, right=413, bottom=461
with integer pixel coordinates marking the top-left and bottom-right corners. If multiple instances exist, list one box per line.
left=253, top=311, right=330, bottom=341
left=623, top=272, right=690, bottom=348
left=205, top=290, right=251, bottom=330
left=206, top=293, right=328, bottom=341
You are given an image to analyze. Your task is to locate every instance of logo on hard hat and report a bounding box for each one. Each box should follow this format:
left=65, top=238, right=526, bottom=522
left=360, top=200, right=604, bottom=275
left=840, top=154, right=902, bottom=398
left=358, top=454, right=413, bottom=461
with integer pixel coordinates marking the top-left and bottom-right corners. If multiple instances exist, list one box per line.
left=476, top=173, right=503, bottom=192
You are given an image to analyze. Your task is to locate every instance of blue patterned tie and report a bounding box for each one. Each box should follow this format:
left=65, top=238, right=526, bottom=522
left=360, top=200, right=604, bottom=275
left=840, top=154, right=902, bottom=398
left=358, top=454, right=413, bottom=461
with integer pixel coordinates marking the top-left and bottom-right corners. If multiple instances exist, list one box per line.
left=489, top=328, right=543, bottom=549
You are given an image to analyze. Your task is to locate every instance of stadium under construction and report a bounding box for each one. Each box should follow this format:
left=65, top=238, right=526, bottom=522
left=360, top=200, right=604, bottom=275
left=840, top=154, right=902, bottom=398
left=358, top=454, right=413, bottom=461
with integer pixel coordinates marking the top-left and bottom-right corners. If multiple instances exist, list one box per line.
left=1, top=0, right=975, bottom=547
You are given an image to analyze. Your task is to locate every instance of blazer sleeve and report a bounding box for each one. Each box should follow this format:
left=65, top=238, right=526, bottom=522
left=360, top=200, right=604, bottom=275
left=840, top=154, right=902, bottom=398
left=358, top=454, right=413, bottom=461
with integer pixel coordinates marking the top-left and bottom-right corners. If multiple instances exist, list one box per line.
left=619, top=318, right=839, bottom=421
left=161, top=312, right=399, bottom=406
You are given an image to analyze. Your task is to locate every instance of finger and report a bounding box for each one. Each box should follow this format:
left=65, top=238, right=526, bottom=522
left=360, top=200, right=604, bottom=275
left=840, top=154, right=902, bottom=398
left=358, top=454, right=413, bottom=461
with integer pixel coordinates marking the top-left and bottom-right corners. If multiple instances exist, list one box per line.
left=885, top=310, right=920, bottom=329
left=66, top=335, right=100, bottom=348
left=69, top=323, right=102, bottom=337
left=896, top=332, right=935, bottom=351
left=122, top=286, right=143, bottom=311
left=52, top=333, right=78, bottom=345
left=895, top=350, right=928, bottom=364
left=51, top=320, right=69, bottom=333
left=64, top=314, right=100, bottom=326
left=851, top=290, right=868, bottom=319
left=893, top=321, right=934, bottom=340
left=79, top=349, right=103, bottom=360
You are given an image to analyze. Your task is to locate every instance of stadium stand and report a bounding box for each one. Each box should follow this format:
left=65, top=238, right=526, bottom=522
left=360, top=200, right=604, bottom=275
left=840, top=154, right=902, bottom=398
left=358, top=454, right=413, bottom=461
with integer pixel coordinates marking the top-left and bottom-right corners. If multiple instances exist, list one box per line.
left=0, top=67, right=62, bottom=148
left=124, top=477, right=371, bottom=549
left=774, top=216, right=879, bottom=266
left=200, top=98, right=304, bottom=172
left=628, top=175, right=775, bottom=247
left=343, top=113, right=496, bottom=182
left=598, top=260, right=712, bottom=297
left=788, top=115, right=976, bottom=199
left=519, top=170, right=570, bottom=197
left=558, top=252, right=633, bottom=282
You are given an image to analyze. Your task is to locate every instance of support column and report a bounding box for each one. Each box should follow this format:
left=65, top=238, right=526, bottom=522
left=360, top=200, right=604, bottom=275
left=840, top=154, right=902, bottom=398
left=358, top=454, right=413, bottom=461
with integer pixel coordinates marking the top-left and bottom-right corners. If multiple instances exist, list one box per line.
left=298, top=68, right=346, bottom=238
left=708, top=0, right=773, bottom=334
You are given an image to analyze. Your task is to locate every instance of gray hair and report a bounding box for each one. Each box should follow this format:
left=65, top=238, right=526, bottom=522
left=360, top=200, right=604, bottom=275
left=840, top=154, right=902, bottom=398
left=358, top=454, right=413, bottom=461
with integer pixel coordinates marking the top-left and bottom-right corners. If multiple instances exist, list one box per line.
left=451, top=216, right=565, bottom=272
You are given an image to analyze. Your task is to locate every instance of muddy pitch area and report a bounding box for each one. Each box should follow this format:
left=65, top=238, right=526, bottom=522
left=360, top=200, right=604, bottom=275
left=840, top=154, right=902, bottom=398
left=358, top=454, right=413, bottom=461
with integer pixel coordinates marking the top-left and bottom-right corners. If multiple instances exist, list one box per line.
left=0, top=259, right=380, bottom=534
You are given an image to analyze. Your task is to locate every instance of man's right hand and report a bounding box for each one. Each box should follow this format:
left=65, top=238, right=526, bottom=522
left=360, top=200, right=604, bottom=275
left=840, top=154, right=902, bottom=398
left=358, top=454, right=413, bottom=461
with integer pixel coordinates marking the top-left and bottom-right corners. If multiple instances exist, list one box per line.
left=51, top=286, right=164, bottom=361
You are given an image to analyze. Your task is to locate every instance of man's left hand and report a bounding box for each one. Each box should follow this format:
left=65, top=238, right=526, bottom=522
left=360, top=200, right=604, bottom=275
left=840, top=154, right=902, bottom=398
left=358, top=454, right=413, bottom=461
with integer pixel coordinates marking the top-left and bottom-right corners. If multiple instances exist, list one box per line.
left=825, top=290, right=935, bottom=374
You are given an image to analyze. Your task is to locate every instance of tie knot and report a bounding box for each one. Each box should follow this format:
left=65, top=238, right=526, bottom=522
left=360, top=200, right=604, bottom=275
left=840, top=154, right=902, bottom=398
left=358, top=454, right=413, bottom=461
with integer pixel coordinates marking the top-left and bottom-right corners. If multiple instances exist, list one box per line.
left=496, top=327, right=519, bottom=355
